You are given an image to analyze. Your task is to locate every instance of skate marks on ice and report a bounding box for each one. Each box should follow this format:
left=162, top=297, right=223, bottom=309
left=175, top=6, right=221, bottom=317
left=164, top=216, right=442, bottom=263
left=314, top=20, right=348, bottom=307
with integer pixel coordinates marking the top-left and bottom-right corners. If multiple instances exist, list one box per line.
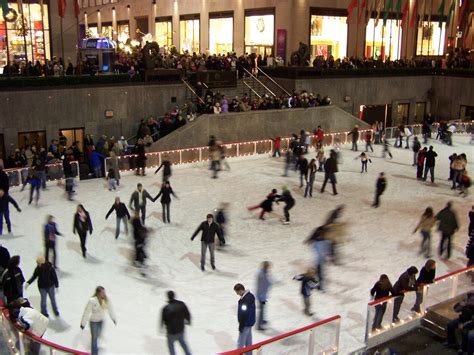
left=180, top=252, right=201, bottom=269
left=47, top=317, right=72, bottom=333
left=206, top=329, right=235, bottom=352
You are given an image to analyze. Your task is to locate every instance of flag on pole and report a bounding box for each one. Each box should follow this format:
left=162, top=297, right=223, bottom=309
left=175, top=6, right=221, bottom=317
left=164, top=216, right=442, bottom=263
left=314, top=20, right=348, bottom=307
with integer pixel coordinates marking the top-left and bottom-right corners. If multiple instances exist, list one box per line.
left=395, top=0, right=402, bottom=21
left=375, top=0, right=384, bottom=26
left=446, top=0, right=455, bottom=26
left=366, top=0, right=375, bottom=23
left=358, top=0, right=367, bottom=23
left=437, top=0, right=445, bottom=27
left=383, top=0, right=394, bottom=26
left=74, top=0, right=80, bottom=18
left=458, top=0, right=469, bottom=26
left=409, top=0, right=418, bottom=27
left=347, top=0, right=358, bottom=23
left=401, top=0, right=410, bottom=26
left=58, top=0, right=66, bottom=17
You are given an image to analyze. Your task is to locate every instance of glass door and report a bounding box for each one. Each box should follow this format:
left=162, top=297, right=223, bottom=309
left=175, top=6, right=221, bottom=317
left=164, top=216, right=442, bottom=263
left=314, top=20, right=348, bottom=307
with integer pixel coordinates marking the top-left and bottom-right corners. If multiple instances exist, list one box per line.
left=396, top=103, right=410, bottom=126
left=17, top=130, right=46, bottom=150
left=59, top=128, right=84, bottom=152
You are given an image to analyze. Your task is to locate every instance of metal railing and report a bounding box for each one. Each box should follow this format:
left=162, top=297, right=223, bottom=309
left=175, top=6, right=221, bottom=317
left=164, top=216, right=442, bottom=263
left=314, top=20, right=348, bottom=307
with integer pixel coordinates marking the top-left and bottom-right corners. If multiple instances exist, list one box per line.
left=4, top=161, right=80, bottom=187
left=182, top=78, right=206, bottom=105
left=242, top=67, right=276, bottom=98
left=257, top=67, right=292, bottom=97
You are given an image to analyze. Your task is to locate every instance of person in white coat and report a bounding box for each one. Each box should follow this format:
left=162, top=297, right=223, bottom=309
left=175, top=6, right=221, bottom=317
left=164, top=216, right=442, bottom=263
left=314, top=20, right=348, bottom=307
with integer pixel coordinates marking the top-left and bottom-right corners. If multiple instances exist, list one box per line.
left=80, top=286, right=117, bottom=355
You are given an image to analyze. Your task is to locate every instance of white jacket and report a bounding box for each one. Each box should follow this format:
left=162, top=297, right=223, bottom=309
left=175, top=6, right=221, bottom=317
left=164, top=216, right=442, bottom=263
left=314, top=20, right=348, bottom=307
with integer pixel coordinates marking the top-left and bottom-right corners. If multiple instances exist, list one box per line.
left=81, top=297, right=116, bottom=327
left=18, top=307, right=49, bottom=337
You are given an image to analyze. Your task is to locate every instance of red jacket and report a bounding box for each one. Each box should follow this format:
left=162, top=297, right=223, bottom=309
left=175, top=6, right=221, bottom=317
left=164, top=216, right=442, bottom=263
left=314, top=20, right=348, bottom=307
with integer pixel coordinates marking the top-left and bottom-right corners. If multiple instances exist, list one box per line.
left=417, top=151, right=426, bottom=166
left=316, top=129, right=324, bottom=142
left=365, top=131, right=372, bottom=142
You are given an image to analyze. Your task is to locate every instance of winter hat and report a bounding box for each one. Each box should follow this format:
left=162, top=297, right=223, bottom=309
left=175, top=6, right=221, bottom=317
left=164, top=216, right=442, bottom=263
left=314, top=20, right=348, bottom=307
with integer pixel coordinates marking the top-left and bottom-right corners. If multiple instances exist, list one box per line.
left=282, top=185, right=288, bottom=192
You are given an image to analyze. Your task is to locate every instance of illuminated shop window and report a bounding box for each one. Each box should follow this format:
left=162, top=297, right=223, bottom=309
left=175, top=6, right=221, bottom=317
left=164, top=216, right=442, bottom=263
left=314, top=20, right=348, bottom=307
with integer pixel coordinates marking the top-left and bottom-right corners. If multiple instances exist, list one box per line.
left=365, top=18, right=402, bottom=60
left=155, top=19, right=172, bottom=48
left=180, top=17, right=199, bottom=53
left=244, top=14, right=274, bottom=57
left=117, top=21, right=130, bottom=44
left=209, top=17, right=233, bottom=54
left=310, top=15, right=347, bottom=61
left=416, top=21, right=446, bottom=56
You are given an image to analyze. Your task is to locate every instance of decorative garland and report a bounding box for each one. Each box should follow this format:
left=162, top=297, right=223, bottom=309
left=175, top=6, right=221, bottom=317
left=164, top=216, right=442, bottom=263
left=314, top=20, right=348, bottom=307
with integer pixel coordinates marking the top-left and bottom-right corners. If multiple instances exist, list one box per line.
left=3, top=7, right=17, bottom=23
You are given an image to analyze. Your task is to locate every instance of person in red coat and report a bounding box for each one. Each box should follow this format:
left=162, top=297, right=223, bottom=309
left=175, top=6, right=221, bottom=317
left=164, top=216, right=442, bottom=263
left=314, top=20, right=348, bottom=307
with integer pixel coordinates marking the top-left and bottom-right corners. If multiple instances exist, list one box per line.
left=417, top=147, right=427, bottom=180
left=365, top=131, right=374, bottom=152
left=315, top=126, right=324, bottom=145
left=271, top=137, right=281, bottom=157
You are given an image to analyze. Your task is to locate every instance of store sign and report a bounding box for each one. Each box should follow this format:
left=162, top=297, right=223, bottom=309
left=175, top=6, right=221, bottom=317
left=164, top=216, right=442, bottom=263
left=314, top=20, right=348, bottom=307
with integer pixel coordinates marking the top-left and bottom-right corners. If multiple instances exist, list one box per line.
left=277, top=29, right=287, bottom=60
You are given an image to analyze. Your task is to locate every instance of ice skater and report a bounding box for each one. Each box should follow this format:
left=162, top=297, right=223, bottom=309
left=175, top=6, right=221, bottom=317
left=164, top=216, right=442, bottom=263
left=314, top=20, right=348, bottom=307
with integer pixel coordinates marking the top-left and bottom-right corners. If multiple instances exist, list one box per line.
left=190, top=214, right=225, bottom=271
left=413, top=207, right=436, bottom=258
left=365, top=130, right=374, bottom=152
left=276, top=186, right=295, bottom=224
left=154, top=181, right=178, bottom=224
left=26, top=170, right=41, bottom=205
left=210, top=144, right=221, bottom=179
left=293, top=268, right=319, bottom=316
left=107, top=168, right=117, bottom=191
left=271, top=137, right=281, bottom=157
left=372, top=172, right=387, bottom=208
left=80, top=286, right=117, bottom=355
left=296, top=154, right=308, bottom=188
left=105, top=197, right=130, bottom=239
left=215, top=202, right=229, bottom=240
left=304, top=159, right=317, bottom=198
left=73, top=204, right=93, bottom=258
left=131, top=210, right=148, bottom=269
left=382, top=137, right=393, bottom=159
left=44, top=215, right=62, bottom=268
left=305, top=225, right=331, bottom=291
left=350, top=125, right=359, bottom=151
left=436, top=202, right=459, bottom=259
left=416, top=147, right=427, bottom=180
left=0, top=189, right=22, bottom=235
left=255, top=261, right=272, bottom=330
left=247, top=189, right=280, bottom=220
left=320, top=150, right=338, bottom=195
left=1, top=255, right=25, bottom=303
left=356, top=152, right=372, bottom=173
left=422, top=146, right=438, bottom=183
left=283, top=149, right=292, bottom=177
left=233, top=283, right=256, bottom=352
left=129, top=183, right=155, bottom=224
left=25, top=256, right=59, bottom=317
left=154, top=156, right=172, bottom=182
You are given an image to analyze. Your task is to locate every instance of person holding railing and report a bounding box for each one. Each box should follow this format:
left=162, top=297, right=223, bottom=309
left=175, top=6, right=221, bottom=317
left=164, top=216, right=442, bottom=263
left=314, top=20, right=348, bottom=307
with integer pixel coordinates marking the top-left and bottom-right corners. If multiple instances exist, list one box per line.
left=412, top=259, right=436, bottom=313
left=1, top=255, right=25, bottom=304
left=392, top=266, right=418, bottom=323
left=370, top=274, right=395, bottom=331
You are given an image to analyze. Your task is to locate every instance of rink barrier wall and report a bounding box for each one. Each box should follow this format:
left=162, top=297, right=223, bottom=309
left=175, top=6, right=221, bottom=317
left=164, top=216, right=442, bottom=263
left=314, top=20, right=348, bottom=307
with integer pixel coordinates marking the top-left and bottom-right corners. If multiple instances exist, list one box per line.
left=0, top=300, right=89, bottom=355
left=3, top=161, right=80, bottom=188
left=217, top=315, right=341, bottom=355
left=364, top=265, right=474, bottom=348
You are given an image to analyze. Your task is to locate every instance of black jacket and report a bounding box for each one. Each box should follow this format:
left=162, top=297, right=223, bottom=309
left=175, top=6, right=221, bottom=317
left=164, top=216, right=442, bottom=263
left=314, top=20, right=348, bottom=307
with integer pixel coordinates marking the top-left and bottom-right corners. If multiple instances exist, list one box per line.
left=424, top=150, right=438, bottom=167
left=129, top=190, right=154, bottom=209
left=1, top=266, right=25, bottom=301
left=277, top=191, right=295, bottom=208
left=161, top=300, right=191, bottom=335
left=436, top=207, right=459, bottom=235
left=73, top=211, right=93, bottom=235
left=324, top=157, right=338, bottom=174
left=393, top=271, right=417, bottom=295
left=155, top=186, right=176, bottom=204
left=297, top=158, right=308, bottom=174
left=370, top=281, right=395, bottom=300
left=376, top=177, right=387, bottom=194
left=27, top=262, right=58, bottom=289
left=0, top=169, right=9, bottom=194
left=191, top=221, right=225, bottom=244
left=417, top=267, right=435, bottom=285
left=106, top=202, right=130, bottom=219
left=412, top=140, right=421, bottom=153
left=132, top=217, right=147, bottom=245
left=155, top=161, right=172, bottom=176
left=0, top=245, right=10, bottom=269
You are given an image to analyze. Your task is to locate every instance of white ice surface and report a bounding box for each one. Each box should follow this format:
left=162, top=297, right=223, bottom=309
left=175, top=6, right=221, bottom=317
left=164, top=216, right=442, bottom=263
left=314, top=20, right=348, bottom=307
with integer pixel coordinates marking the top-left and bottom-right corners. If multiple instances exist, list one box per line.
left=2, top=136, right=472, bottom=355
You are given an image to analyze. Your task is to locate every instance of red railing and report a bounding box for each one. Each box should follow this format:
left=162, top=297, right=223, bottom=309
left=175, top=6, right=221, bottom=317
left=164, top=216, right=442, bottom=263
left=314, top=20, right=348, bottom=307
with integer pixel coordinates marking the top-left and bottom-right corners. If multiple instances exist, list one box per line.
left=0, top=300, right=89, bottom=354
left=217, top=315, right=341, bottom=355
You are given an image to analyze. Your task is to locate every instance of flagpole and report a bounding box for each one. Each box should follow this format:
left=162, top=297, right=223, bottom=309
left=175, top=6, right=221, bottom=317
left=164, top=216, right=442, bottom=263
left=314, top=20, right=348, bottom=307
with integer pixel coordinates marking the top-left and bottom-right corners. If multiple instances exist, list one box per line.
left=355, top=0, right=360, bottom=58
left=17, top=0, right=29, bottom=73
left=40, top=0, right=47, bottom=64
left=427, top=0, right=433, bottom=55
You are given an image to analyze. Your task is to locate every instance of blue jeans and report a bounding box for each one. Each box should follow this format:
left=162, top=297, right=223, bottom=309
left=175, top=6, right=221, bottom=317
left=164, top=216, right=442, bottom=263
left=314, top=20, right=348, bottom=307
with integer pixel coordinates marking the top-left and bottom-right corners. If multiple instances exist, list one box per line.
left=38, top=170, right=47, bottom=189
left=39, top=287, right=59, bottom=316
left=115, top=216, right=128, bottom=239
left=167, top=333, right=191, bottom=355
left=93, top=165, right=102, bottom=178
left=90, top=321, right=103, bottom=355
left=305, top=174, right=315, bottom=197
left=0, top=209, right=11, bottom=234
left=237, top=326, right=253, bottom=354
left=423, top=166, right=435, bottom=182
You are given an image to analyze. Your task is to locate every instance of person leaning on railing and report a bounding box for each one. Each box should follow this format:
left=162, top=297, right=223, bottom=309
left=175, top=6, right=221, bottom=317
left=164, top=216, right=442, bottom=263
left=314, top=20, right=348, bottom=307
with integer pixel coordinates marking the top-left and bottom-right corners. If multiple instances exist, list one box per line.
left=391, top=266, right=418, bottom=323
left=370, top=274, right=395, bottom=331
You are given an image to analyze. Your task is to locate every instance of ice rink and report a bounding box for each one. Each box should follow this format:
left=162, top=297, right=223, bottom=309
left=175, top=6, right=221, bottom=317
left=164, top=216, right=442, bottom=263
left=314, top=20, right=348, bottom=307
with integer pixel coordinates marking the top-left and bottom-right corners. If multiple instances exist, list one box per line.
left=2, top=135, right=472, bottom=354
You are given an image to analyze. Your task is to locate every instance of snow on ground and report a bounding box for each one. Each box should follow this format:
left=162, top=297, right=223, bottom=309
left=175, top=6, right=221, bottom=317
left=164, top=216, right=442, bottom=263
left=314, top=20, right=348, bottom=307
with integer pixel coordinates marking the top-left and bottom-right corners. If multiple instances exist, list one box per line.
left=2, top=136, right=472, bottom=355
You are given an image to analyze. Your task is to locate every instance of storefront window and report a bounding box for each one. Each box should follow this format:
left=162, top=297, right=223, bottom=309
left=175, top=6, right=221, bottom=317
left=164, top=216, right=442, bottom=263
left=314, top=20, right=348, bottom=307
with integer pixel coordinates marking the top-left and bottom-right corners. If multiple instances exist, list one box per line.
left=155, top=20, right=172, bottom=48
left=310, top=15, right=347, bottom=61
left=180, top=18, right=199, bottom=53
left=209, top=17, right=233, bottom=54
left=0, top=1, right=50, bottom=69
left=87, top=23, right=99, bottom=38
left=117, top=21, right=130, bottom=44
left=244, top=14, right=274, bottom=56
left=102, top=22, right=113, bottom=39
left=416, top=21, right=446, bottom=56
left=365, top=18, right=402, bottom=60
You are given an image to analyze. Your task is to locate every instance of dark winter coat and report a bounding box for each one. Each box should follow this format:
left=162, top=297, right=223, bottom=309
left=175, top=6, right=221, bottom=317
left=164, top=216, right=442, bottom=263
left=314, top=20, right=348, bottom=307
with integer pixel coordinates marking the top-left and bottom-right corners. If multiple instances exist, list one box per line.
left=376, top=176, right=387, bottom=194
left=191, top=221, right=225, bottom=244
left=237, top=291, right=256, bottom=331
left=260, top=192, right=280, bottom=212
left=424, top=149, right=438, bottom=167
left=155, top=186, right=176, bottom=204
left=412, top=140, right=421, bottom=153
left=27, top=262, right=59, bottom=289
left=0, top=169, right=9, bottom=194
left=155, top=161, right=172, bottom=177
left=1, top=266, right=25, bottom=301
left=106, top=202, right=130, bottom=219
left=277, top=191, right=295, bottom=208
left=44, top=222, right=62, bottom=246
left=393, top=269, right=418, bottom=295
left=161, top=300, right=191, bottom=335
left=294, top=274, right=319, bottom=298
left=135, top=144, right=147, bottom=167
left=132, top=217, right=147, bottom=245
left=370, top=281, right=395, bottom=300
left=324, top=157, right=338, bottom=174
left=351, top=128, right=359, bottom=141
left=467, top=235, right=474, bottom=261
left=129, top=190, right=154, bottom=209
left=417, top=267, right=435, bottom=285
left=298, top=158, right=308, bottom=174
left=0, top=245, right=10, bottom=269
left=436, top=207, right=459, bottom=235
left=0, top=194, right=20, bottom=213
left=73, top=211, right=93, bottom=235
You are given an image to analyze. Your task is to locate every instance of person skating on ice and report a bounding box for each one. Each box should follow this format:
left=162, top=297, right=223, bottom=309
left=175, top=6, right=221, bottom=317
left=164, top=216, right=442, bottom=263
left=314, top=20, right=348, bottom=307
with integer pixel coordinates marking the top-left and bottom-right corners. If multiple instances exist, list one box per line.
left=0, top=188, right=21, bottom=235
left=73, top=204, right=93, bottom=258
left=129, top=183, right=155, bottom=224
left=154, top=181, right=178, bottom=224
left=106, top=168, right=117, bottom=191
left=276, top=186, right=295, bottom=224
left=416, top=147, right=427, bottom=180
left=26, top=169, right=41, bottom=205
left=356, top=152, right=372, bottom=173
left=382, top=136, right=393, bottom=159
left=25, top=256, right=59, bottom=317
left=372, top=172, right=387, bottom=208
left=247, top=189, right=280, bottom=220
left=190, top=214, right=225, bottom=271
left=44, top=215, right=62, bottom=269
left=255, top=261, right=272, bottom=330
left=350, top=125, right=359, bottom=151
left=296, top=154, right=308, bottom=188
left=131, top=210, right=148, bottom=269
left=154, top=156, right=172, bottom=182
left=105, top=197, right=130, bottom=239
left=422, top=146, right=438, bottom=183
left=413, top=207, right=437, bottom=258
left=304, top=159, right=317, bottom=198
left=412, top=136, right=421, bottom=166
left=365, top=130, right=374, bottom=153
left=320, top=150, right=338, bottom=195
left=233, top=283, right=256, bottom=352
left=160, top=290, right=192, bottom=355
left=80, top=286, right=117, bottom=355
left=436, top=202, right=459, bottom=260
left=215, top=202, right=229, bottom=241
left=293, top=267, right=319, bottom=316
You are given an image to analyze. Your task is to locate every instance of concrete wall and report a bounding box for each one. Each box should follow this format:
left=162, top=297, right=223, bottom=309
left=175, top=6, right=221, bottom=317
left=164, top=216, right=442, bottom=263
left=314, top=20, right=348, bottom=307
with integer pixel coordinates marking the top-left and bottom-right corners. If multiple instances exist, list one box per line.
left=0, top=84, right=185, bottom=151
left=431, top=76, right=474, bottom=119
left=152, top=106, right=370, bottom=151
